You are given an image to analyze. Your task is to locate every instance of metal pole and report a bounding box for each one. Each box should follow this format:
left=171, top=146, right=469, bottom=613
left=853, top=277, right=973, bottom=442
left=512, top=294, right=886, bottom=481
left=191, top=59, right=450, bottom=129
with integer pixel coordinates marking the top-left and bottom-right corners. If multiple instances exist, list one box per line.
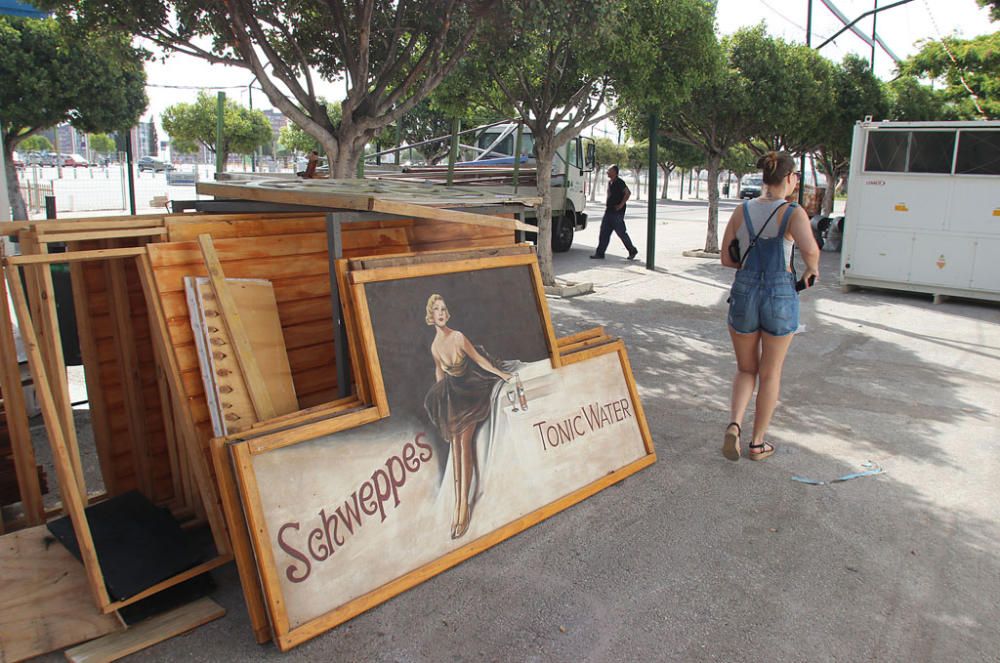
left=512, top=122, right=523, bottom=192
left=446, top=117, right=460, bottom=186
left=0, top=118, right=10, bottom=221
left=215, top=92, right=225, bottom=175
left=646, top=113, right=657, bottom=270
left=871, top=0, right=878, bottom=69
left=248, top=83, right=256, bottom=173
left=800, top=0, right=812, bottom=206
left=124, top=130, right=137, bottom=215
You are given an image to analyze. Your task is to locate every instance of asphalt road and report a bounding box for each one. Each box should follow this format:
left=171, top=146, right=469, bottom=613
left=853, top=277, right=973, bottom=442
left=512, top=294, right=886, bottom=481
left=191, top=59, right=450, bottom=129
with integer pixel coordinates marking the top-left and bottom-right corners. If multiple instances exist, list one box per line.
left=34, top=197, right=1000, bottom=662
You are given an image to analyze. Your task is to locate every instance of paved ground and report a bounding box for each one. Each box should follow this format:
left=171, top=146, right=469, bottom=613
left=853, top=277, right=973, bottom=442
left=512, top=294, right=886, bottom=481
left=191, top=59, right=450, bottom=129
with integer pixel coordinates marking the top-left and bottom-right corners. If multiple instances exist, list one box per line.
left=35, top=198, right=1000, bottom=662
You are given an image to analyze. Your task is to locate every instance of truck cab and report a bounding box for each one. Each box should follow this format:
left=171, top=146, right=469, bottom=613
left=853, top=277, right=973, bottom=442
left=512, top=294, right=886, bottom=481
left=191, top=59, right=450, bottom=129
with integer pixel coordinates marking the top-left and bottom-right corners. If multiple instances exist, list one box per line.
left=471, top=123, right=595, bottom=251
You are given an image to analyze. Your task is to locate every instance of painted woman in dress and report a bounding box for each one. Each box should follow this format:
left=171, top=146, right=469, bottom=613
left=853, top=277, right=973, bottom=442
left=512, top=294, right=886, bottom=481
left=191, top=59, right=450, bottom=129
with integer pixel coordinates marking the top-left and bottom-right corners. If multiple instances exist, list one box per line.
left=423, top=294, right=513, bottom=539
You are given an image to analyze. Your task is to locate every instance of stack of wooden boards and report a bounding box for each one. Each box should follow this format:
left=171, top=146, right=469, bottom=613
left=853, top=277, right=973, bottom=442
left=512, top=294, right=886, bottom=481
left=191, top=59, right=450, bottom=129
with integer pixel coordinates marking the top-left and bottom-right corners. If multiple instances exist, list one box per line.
left=0, top=178, right=655, bottom=658
left=0, top=192, right=535, bottom=660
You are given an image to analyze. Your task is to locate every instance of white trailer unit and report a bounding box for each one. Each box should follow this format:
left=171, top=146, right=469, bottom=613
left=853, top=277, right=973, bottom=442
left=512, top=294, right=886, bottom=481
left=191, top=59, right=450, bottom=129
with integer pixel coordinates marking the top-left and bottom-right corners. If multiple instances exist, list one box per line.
left=841, top=120, right=1000, bottom=302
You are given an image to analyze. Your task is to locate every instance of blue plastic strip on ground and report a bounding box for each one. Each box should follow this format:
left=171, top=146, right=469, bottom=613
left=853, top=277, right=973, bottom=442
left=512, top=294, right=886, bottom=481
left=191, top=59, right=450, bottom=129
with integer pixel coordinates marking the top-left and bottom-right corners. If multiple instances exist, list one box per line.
left=792, top=466, right=885, bottom=486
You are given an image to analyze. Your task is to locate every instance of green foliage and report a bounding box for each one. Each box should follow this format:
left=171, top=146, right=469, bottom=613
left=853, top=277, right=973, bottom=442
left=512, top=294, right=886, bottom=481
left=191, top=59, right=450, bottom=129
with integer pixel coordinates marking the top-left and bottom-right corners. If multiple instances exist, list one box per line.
left=88, top=133, right=116, bottom=154
left=161, top=92, right=273, bottom=160
left=658, top=137, right=703, bottom=171
left=625, top=142, right=648, bottom=174
left=721, top=144, right=755, bottom=177
left=899, top=32, right=999, bottom=119
left=978, top=0, right=1000, bottom=21
left=18, top=134, right=52, bottom=152
left=887, top=76, right=958, bottom=121
left=279, top=104, right=342, bottom=155
left=0, top=15, right=147, bottom=147
left=610, top=0, right=717, bottom=115
left=39, top=0, right=503, bottom=176
left=594, top=138, right=626, bottom=170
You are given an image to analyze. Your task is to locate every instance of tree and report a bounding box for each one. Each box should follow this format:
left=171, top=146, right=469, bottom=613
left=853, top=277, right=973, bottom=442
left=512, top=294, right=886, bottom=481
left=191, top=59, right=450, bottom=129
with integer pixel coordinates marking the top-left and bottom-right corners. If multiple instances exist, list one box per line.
left=625, top=141, right=648, bottom=199
left=161, top=92, right=273, bottom=165
left=887, top=75, right=957, bottom=121
left=978, top=0, right=1000, bottom=22
left=279, top=104, right=342, bottom=157
left=88, top=133, right=116, bottom=157
left=815, top=55, right=889, bottom=215
left=477, top=0, right=715, bottom=284
left=645, top=26, right=835, bottom=253
left=18, top=135, right=52, bottom=153
left=590, top=138, right=626, bottom=202
left=657, top=138, right=702, bottom=199
left=44, top=0, right=503, bottom=178
left=899, top=32, right=999, bottom=119
left=1, top=15, right=146, bottom=219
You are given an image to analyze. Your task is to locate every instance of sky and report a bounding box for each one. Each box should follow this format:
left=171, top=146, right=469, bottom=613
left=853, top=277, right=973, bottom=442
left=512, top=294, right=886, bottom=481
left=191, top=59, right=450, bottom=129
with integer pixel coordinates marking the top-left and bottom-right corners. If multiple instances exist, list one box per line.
left=141, top=0, right=996, bottom=131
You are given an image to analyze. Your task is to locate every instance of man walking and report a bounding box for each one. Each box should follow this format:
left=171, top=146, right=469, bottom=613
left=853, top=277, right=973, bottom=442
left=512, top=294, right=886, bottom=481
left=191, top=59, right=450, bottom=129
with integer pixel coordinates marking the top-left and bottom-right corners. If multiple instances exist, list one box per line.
left=591, top=165, right=639, bottom=260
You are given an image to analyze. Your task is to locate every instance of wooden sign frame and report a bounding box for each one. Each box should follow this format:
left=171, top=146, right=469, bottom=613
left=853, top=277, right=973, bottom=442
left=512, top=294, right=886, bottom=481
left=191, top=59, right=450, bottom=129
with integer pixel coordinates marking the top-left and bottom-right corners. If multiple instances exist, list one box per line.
left=225, top=252, right=655, bottom=650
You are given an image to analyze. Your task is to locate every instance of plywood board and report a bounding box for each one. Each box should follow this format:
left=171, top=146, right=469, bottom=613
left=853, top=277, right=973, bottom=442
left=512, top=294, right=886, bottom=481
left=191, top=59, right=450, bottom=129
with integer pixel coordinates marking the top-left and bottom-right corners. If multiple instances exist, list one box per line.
left=64, top=597, right=224, bottom=663
left=186, top=277, right=298, bottom=436
left=0, top=526, right=122, bottom=662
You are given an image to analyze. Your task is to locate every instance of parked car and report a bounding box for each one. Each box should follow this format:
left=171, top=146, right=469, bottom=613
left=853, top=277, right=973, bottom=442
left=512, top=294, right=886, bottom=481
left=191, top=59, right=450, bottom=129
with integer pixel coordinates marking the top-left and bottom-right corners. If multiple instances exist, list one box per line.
left=62, top=153, right=89, bottom=167
left=137, top=156, right=176, bottom=172
left=740, top=174, right=762, bottom=199
left=11, top=151, right=25, bottom=169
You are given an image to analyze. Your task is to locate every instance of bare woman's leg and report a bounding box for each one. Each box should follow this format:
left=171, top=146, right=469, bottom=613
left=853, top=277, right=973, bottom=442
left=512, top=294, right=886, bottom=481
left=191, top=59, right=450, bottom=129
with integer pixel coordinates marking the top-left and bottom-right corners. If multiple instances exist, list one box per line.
left=749, top=331, right=795, bottom=452
left=449, top=436, right=461, bottom=536
left=729, top=326, right=761, bottom=428
left=453, top=426, right=476, bottom=538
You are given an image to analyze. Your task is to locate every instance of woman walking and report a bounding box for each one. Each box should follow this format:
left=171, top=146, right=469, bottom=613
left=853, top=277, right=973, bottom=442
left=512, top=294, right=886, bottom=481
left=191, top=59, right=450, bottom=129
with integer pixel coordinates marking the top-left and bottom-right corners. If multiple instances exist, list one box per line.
left=719, top=152, right=820, bottom=460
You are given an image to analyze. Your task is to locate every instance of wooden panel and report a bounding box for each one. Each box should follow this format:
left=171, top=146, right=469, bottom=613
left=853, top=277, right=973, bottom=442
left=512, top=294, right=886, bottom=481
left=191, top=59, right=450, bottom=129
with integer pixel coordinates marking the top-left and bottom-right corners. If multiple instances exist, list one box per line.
left=64, top=597, right=224, bottom=663
left=0, top=526, right=122, bottom=662
left=189, top=277, right=298, bottom=436
left=0, top=260, right=44, bottom=524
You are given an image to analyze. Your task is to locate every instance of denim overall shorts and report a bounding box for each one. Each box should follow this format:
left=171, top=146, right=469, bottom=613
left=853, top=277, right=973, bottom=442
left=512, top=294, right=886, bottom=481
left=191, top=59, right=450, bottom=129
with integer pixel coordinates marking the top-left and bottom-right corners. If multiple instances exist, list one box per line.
left=728, top=202, right=799, bottom=337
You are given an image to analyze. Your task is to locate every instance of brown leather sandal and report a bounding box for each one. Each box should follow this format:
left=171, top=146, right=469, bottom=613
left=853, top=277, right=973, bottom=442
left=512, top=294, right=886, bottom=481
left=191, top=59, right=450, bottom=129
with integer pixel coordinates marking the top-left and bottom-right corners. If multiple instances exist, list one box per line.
left=722, top=422, right=741, bottom=461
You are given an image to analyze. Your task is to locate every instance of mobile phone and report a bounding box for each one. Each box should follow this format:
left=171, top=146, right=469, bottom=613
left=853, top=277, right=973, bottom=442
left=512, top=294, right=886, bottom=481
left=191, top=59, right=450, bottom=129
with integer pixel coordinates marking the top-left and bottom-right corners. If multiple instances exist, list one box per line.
left=795, top=274, right=817, bottom=292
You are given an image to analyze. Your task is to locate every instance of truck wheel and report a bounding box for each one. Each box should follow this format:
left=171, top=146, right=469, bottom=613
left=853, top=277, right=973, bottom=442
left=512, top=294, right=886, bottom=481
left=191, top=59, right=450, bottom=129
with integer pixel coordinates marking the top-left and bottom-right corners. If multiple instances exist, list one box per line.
left=552, top=213, right=575, bottom=252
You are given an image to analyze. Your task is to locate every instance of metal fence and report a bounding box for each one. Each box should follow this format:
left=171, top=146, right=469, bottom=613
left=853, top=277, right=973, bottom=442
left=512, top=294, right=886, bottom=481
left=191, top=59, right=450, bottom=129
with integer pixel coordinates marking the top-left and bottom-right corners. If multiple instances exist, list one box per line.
left=12, top=154, right=288, bottom=219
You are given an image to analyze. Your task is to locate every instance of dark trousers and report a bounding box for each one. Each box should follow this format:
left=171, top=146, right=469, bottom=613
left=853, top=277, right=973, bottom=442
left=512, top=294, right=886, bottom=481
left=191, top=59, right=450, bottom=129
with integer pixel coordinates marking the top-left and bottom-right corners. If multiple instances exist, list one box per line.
left=594, top=209, right=636, bottom=257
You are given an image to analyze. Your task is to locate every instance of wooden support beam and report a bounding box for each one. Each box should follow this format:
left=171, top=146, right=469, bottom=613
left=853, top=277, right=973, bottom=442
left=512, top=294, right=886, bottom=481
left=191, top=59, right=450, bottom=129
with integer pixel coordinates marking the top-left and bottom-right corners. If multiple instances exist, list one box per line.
left=136, top=254, right=230, bottom=555
left=0, top=257, right=45, bottom=524
left=64, top=597, right=224, bottom=663
left=5, top=265, right=113, bottom=610
left=33, top=228, right=167, bottom=244
left=5, top=247, right=146, bottom=266
left=18, top=233, right=87, bottom=499
left=197, top=235, right=277, bottom=421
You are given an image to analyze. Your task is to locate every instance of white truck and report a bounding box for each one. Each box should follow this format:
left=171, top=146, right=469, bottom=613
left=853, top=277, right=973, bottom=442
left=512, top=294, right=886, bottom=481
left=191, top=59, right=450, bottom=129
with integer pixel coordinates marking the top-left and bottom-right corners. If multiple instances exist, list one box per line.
left=368, top=121, right=596, bottom=252
left=840, top=119, right=1000, bottom=302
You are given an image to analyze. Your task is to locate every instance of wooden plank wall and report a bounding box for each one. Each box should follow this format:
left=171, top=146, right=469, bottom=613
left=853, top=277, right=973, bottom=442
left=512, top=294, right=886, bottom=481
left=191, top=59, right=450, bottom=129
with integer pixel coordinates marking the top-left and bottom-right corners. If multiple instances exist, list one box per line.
left=70, top=237, right=178, bottom=506
left=149, top=213, right=515, bottom=479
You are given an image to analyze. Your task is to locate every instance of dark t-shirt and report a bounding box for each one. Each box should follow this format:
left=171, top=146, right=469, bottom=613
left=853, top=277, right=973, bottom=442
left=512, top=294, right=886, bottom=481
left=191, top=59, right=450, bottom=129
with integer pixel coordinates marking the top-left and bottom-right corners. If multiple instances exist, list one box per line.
left=606, top=177, right=628, bottom=212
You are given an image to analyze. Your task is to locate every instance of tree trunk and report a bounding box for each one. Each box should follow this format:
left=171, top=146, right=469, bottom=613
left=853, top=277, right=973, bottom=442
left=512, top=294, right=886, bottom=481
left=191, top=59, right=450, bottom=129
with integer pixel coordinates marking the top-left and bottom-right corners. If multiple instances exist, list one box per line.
left=534, top=145, right=556, bottom=286
left=4, top=147, right=28, bottom=220
left=589, top=165, right=600, bottom=202
left=660, top=165, right=672, bottom=200
left=633, top=170, right=641, bottom=200
left=704, top=154, right=722, bottom=254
